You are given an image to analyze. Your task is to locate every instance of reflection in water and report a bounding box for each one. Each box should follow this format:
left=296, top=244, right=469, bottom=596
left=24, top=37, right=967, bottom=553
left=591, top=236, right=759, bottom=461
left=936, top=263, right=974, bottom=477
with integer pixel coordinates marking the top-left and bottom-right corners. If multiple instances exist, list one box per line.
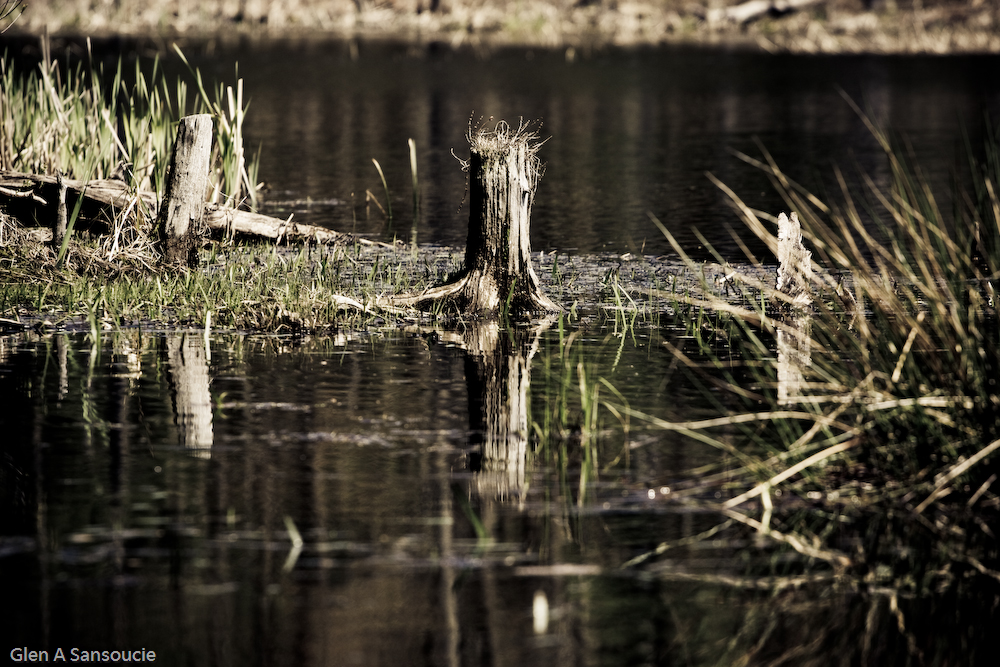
left=0, top=328, right=997, bottom=665
left=464, top=320, right=550, bottom=500
left=165, top=333, right=214, bottom=457
left=776, top=314, right=812, bottom=406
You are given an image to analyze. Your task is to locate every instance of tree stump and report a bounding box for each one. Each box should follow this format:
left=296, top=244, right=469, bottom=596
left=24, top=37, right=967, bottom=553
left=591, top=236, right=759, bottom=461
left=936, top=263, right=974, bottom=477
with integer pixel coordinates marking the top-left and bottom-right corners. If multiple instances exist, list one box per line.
left=158, top=114, right=214, bottom=266
left=390, top=120, right=559, bottom=317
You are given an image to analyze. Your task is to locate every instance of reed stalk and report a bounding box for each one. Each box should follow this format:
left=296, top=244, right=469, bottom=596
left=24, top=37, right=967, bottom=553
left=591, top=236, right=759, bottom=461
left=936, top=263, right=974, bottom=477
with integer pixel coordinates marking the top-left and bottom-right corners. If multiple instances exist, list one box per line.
left=372, top=157, right=392, bottom=223
left=408, top=137, right=419, bottom=227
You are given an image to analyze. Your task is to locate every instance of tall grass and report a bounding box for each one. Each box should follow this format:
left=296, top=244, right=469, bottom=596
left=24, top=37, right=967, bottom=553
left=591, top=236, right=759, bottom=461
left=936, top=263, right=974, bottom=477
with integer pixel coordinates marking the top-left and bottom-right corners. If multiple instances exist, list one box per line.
left=0, top=0, right=22, bottom=33
left=531, top=314, right=633, bottom=508
left=0, top=39, right=259, bottom=210
left=630, top=113, right=1000, bottom=582
left=371, top=157, right=392, bottom=223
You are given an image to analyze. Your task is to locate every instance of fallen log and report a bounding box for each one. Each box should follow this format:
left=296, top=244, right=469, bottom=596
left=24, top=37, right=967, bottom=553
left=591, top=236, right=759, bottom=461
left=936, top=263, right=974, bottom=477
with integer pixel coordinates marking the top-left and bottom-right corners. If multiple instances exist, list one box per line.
left=0, top=169, right=390, bottom=247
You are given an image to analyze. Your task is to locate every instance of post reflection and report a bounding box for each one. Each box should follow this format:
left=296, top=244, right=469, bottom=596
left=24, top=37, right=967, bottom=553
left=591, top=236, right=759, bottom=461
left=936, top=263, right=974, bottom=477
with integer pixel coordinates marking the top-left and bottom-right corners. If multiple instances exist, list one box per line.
left=165, top=333, right=214, bottom=457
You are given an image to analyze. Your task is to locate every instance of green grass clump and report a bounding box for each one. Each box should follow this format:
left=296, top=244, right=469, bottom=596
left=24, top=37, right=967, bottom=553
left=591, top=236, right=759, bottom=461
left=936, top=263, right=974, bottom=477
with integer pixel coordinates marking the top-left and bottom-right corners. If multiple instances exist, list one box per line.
left=0, top=238, right=439, bottom=333
left=0, top=39, right=258, bottom=209
left=728, top=115, right=1000, bottom=513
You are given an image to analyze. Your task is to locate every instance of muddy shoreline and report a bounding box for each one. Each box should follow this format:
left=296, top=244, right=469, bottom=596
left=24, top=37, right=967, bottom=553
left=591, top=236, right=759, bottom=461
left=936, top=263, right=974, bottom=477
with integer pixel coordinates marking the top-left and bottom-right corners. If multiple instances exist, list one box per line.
left=5, top=0, right=1000, bottom=54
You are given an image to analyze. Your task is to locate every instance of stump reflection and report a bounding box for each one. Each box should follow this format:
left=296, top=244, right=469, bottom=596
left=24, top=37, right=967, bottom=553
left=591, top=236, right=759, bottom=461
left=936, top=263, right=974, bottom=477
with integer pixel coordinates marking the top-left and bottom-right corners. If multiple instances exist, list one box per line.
left=776, top=313, right=811, bottom=406
left=463, top=320, right=549, bottom=499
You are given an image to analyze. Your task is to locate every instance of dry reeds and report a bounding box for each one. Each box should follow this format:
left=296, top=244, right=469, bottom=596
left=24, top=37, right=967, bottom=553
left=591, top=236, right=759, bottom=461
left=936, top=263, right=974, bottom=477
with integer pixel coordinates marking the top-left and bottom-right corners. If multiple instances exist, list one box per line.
left=0, top=0, right=21, bottom=33
left=627, top=108, right=1000, bottom=584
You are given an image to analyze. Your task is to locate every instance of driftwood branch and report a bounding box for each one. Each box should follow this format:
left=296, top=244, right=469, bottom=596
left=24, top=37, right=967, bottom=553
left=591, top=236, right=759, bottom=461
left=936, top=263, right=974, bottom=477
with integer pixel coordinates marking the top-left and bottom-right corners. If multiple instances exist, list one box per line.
left=0, top=184, right=45, bottom=203
left=0, top=170, right=391, bottom=247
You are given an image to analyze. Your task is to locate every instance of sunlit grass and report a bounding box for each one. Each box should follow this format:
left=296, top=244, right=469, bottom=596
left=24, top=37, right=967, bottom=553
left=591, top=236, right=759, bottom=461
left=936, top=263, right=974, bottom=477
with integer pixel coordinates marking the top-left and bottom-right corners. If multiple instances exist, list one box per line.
left=530, top=313, right=635, bottom=508
left=624, top=112, right=1000, bottom=584
left=0, top=239, right=444, bottom=332
left=0, top=39, right=259, bottom=209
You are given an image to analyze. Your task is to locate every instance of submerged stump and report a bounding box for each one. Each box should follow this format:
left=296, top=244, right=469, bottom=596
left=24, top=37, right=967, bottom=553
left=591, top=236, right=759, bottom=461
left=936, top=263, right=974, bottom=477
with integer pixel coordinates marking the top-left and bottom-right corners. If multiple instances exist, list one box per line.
left=158, top=114, right=213, bottom=266
left=391, top=120, right=559, bottom=317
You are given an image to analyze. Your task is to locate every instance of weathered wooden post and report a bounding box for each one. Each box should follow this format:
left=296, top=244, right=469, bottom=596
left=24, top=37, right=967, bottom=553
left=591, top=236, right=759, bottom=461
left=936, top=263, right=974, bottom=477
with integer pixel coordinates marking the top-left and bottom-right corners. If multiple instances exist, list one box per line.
left=390, top=120, right=559, bottom=316
left=775, top=212, right=813, bottom=405
left=158, top=114, right=213, bottom=265
left=776, top=211, right=813, bottom=307
left=52, top=170, right=68, bottom=253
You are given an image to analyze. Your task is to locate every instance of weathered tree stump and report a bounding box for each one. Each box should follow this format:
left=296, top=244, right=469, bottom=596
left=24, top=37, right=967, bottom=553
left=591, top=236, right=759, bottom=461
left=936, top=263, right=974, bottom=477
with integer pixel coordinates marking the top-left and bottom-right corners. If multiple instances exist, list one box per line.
left=158, top=114, right=214, bottom=265
left=390, top=120, right=559, bottom=317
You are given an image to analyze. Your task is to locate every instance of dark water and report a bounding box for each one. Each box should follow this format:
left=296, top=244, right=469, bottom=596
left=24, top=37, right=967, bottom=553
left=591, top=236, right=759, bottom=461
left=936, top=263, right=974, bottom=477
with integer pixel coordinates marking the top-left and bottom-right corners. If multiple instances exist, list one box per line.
left=0, top=326, right=719, bottom=664
left=2, top=322, right=998, bottom=665
left=4, top=40, right=1000, bottom=665
left=177, top=39, right=1000, bottom=258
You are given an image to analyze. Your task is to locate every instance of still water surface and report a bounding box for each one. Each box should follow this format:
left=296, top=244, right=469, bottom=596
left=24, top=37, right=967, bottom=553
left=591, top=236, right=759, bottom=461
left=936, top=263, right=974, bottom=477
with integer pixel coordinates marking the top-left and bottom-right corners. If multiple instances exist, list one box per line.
left=4, top=40, right=1000, bottom=665
left=5, top=322, right=993, bottom=666
left=0, top=325, right=723, bottom=664
left=4, top=312, right=998, bottom=664
left=180, top=39, right=1000, bottom=257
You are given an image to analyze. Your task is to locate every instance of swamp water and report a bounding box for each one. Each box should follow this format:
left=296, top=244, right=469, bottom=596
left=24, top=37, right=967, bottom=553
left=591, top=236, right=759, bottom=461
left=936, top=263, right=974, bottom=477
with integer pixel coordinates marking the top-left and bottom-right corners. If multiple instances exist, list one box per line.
left=3, top=40, right=1000, bottom=665
left=5, top=318, right=992, bottom=667
left=185, top=39, right=1000, bottom=257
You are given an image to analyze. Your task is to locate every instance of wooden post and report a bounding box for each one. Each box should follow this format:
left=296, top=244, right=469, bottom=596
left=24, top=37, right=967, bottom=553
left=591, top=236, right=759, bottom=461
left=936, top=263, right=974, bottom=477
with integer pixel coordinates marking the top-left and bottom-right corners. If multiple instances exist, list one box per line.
left=52, top=170, right=67, bottom=252
left=776, top=211, right=812, bottom=306
left=388, top=120, right=559, bottom=316
left=775, top=211, right=813, bottom=405
left=158, top=114, right=213, bottom=265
